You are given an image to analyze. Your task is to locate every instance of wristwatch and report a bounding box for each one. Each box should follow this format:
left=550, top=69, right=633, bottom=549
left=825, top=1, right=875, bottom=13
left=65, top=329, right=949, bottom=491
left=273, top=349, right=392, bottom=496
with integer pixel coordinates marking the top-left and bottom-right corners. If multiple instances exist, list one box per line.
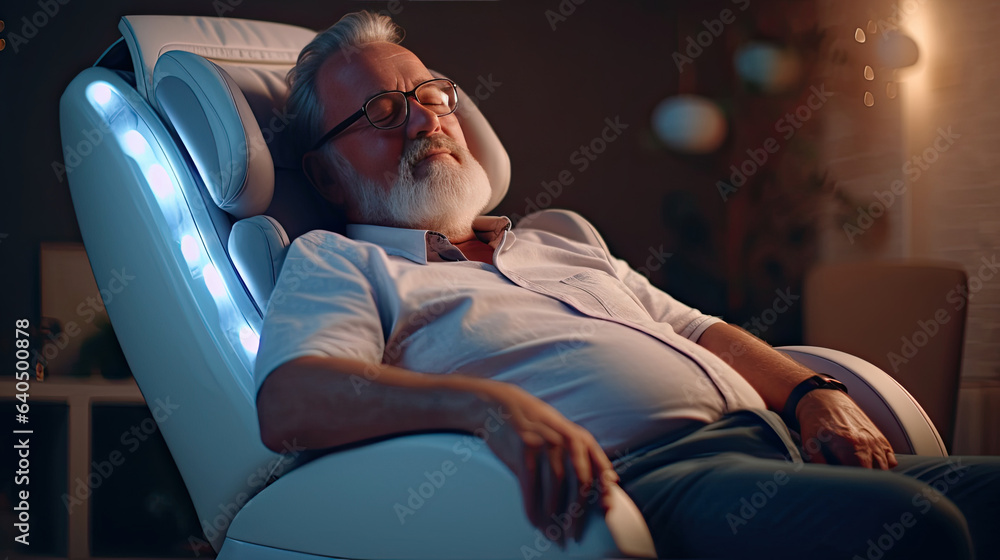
left=780, top=375, right=849, bottom=433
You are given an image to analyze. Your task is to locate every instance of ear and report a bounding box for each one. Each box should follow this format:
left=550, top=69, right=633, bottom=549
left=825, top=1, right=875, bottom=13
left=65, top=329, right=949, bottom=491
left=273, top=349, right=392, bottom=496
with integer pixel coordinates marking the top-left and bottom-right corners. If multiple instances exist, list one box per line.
left=302, top=150, right=346, bottom=206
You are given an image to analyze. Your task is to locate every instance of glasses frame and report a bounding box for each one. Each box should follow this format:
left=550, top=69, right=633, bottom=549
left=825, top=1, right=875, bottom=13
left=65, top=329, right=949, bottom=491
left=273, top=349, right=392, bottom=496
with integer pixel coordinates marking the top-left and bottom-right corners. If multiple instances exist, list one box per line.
left=309, top=78, right=460, bottom=152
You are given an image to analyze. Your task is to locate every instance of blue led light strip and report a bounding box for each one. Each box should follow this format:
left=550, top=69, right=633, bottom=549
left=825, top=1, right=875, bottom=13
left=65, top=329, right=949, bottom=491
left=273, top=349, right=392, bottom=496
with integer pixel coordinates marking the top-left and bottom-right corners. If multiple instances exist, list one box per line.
left=85, top=81, right=261, bottom=365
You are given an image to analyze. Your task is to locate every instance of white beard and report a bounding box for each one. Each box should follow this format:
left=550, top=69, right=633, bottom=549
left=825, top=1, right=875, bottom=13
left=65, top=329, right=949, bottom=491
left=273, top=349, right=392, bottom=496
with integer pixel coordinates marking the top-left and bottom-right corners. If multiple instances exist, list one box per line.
left=329, top=136, right=492, bottom=238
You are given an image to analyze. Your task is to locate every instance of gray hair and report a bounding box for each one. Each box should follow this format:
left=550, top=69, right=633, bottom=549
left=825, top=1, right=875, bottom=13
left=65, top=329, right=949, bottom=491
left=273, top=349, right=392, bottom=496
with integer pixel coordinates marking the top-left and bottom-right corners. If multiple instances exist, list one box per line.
left=286, top=11, right=404, bottom=161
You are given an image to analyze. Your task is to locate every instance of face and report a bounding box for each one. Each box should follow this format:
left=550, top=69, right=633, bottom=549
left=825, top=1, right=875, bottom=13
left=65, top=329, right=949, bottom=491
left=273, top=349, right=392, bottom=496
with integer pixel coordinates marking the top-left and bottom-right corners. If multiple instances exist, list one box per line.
left=308, top=42, right=492, bottom=237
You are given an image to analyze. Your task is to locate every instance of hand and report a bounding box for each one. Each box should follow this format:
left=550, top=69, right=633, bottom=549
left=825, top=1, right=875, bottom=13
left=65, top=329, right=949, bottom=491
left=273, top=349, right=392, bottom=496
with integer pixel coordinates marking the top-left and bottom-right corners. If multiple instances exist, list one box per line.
left=795, top=389, right=898, bottom=470
left=474, top=380, right=620, bottom=547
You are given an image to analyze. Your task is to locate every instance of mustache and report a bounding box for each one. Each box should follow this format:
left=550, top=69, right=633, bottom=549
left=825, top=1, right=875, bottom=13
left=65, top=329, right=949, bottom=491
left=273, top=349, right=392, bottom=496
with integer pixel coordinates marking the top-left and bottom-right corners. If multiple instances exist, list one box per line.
left=401, top=135, right=463, bottom=168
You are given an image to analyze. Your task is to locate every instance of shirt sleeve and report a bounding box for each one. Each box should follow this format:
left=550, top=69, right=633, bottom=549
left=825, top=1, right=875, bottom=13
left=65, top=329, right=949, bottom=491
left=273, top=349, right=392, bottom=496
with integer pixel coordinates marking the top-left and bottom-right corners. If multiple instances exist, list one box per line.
left=609, top=255, right=724, bottom=341
left=252, top=232, right=386, bottom=395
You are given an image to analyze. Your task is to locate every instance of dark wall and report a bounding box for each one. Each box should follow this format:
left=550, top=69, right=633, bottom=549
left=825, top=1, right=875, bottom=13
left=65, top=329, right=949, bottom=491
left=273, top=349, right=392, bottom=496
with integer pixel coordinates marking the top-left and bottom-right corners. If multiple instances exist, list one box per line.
left=0, top=0, right=810, bottom=344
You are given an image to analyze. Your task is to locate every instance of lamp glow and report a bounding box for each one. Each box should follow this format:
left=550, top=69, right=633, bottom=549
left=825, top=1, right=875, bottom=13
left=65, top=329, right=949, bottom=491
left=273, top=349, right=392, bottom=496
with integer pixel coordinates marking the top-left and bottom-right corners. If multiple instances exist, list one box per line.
left=123, top=130, right=148, bottom=157
left=181, top=235, right=201, bottom=264
left=203, top=264, right=227, bottom=298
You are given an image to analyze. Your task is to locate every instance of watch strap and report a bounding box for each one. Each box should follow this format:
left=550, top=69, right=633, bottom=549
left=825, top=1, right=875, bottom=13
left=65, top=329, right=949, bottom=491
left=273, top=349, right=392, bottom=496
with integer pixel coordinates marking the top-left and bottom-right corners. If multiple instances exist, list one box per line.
left=780, top=375, right=849, bottom=433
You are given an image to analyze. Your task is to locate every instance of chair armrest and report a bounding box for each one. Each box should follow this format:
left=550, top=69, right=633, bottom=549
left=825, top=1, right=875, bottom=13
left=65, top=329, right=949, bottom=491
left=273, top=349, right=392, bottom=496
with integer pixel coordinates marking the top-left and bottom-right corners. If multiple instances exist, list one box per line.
left=777, top=346, right=947, bottom=456
left=222, top=432, right=656, bottom=560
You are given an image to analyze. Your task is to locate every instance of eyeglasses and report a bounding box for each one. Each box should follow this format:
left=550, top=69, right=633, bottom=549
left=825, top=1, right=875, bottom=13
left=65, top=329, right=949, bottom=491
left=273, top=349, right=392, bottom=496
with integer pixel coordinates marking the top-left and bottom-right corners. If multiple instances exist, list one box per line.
left=309, top=78, right=460, bottom=152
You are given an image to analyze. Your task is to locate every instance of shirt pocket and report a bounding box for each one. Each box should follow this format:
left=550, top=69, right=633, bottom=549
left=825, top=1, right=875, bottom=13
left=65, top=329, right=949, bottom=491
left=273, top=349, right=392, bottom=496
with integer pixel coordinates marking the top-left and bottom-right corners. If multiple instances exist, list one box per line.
left=559, top=270, right=650, bottom=323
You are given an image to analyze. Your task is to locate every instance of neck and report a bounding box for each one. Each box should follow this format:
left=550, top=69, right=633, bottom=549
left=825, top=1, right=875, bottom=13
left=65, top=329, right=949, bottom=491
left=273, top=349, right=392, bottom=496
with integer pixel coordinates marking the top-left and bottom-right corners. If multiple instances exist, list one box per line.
left=452, top=235, right=495, bottom=265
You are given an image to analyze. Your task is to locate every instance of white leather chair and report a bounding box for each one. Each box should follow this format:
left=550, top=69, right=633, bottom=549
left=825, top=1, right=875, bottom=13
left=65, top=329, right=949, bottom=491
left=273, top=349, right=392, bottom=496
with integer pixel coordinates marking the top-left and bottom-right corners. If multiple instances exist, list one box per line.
left=59, top=15, right=946, bottom=559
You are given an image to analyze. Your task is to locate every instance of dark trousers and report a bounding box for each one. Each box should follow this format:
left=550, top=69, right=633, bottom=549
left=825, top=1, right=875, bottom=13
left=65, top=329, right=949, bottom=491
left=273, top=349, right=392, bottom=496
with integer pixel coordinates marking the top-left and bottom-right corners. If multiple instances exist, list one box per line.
left=613, top=410, right=1000, bottom=560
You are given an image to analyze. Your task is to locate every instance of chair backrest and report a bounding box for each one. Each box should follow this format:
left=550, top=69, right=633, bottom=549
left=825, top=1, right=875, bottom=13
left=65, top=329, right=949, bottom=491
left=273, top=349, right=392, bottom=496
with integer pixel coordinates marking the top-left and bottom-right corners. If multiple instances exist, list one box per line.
left=61, top=13, right=511, bottom=552
left=803, top=260, right=968, bottom=452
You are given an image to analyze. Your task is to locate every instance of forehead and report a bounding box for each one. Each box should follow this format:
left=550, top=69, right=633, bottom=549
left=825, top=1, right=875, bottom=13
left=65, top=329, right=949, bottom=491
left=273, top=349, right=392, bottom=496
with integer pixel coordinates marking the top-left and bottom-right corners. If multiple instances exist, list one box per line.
left=315, top=42, right=431, bottom=123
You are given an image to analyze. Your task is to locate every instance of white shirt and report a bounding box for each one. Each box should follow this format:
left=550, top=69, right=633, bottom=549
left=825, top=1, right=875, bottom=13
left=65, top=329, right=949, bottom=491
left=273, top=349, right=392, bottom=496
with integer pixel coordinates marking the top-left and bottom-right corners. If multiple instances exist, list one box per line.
left=254, top=209, right=767, bottom=456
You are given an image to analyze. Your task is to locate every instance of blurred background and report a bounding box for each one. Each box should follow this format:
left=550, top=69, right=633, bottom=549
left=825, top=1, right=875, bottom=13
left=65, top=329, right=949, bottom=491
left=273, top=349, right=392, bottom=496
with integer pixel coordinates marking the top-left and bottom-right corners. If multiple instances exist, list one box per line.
left=1, top=0, right=998, bottom=557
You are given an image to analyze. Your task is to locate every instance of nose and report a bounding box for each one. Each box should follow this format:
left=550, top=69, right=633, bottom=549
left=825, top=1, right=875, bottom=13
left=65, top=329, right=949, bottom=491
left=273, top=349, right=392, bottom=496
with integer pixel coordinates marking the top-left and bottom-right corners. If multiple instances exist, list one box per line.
left=404, top=95, right=444, bottom=140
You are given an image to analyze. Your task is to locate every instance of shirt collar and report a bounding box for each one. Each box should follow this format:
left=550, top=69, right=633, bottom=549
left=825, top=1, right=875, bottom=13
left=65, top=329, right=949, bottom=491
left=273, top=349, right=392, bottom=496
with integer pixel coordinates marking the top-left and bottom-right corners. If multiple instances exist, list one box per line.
left=345, top=215, right=512, bottom=265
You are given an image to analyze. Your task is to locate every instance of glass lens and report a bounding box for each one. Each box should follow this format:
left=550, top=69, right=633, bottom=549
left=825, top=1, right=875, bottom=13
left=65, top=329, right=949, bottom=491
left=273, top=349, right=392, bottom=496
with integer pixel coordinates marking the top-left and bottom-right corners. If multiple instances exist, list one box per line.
left=416, top=80, right=458, bottom=115
left=365, top=92, right=407, bottom=129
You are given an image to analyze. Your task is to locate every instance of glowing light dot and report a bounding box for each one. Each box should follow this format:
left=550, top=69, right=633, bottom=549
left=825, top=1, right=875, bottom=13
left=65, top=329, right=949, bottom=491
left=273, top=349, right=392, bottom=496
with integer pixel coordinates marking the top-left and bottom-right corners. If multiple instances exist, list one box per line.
left=239, top=326, right=259, bottom=354
left=90, top=82, right=112, bottom=106
left=147, top=163, right=174, bottom=199
left=203, top=264, right=226, bottom=298
left=864, top=66, right=875, bottom=80
left=181, top=235, right=201, bottom=264
left=124, top=130, right=147, bottom=157
left=867, top=20, right=877, bottom=34
left=864, top=91, right=875, bottom=107
left=855, top=28, right=866, bottom=43
left=886, top=82, right=898, bottom=99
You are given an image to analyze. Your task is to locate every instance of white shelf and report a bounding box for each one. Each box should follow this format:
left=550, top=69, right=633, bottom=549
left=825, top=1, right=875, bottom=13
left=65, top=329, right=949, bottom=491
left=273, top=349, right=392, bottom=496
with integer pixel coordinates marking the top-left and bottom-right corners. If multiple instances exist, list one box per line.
left=1, top=375, right=144, bottom=402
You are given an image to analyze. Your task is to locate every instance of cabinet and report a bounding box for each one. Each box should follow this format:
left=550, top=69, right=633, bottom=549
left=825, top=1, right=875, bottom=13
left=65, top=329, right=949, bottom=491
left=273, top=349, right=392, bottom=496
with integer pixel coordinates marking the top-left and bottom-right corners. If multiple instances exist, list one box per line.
left=1, top=377, right=210, bottom=559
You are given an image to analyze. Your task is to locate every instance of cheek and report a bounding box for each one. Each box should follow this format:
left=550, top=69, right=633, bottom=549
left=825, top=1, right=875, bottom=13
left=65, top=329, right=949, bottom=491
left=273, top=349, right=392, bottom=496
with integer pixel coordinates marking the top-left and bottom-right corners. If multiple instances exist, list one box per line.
left=340, top=136, right=405, bottom=183
left=442, top=119, right=469, bottom=151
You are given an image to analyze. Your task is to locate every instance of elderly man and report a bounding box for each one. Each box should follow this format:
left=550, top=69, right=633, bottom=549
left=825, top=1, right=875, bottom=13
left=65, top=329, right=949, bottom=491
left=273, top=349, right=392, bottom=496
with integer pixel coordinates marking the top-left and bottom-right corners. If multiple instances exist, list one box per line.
left=254, top=11, right=998, bottom=560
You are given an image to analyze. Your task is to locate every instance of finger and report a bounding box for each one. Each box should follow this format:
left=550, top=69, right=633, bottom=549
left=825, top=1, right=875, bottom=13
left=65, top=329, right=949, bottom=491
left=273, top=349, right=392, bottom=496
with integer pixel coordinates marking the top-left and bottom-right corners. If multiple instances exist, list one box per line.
left=566, top=441, right=590, bottom=542
left=803, top=443, right=828, bottom=464
left=584, top=438, right=618, bottom=486
left=545, top=446, right=567, bottom=547
left=588, top=434, right=617, bottom=479
left=599, top=469, right=617, bottom=513
left=874, top=443, right=896, bottom=470
left=873, top=451, right=889, bottom=471
left=562, top=452, right=584, bottom=544
left=521, top=443, right=543, bottom=530
left=886, top=449, right=899, bottom=469
left=537, top=451, right=559, bottom=548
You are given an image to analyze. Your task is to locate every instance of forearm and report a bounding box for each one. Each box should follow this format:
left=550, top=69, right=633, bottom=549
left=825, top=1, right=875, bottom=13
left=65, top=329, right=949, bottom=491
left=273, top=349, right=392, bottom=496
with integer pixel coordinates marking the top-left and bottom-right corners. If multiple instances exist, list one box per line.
left=696, top=322, right=815, bottom=411
left=257, top=355, right=497, bottom=452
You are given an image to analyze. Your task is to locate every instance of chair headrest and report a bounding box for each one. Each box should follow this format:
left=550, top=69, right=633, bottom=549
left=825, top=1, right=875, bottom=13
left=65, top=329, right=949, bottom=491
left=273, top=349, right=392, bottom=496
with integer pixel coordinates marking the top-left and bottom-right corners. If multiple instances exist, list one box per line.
left=119, top=14, right=510, bottom=222
left=153, top=51, right=275, bottom=218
